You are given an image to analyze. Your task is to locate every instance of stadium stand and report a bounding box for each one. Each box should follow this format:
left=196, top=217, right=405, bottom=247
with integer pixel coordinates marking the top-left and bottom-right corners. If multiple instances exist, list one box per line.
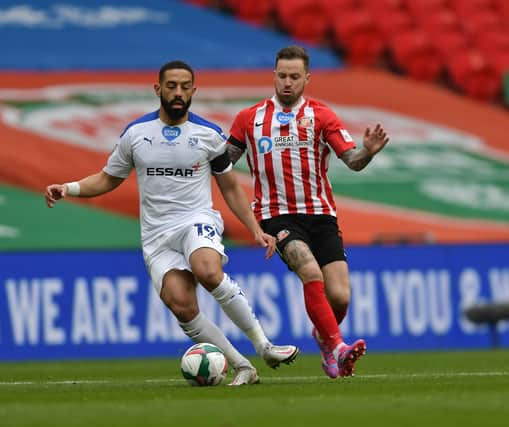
left=373, top=7, right=414, bottom=43
left=389, top=29, right=443, bottom=81
left=330, top=8, right=386, bottom=66
left=185, top=0, right=509, bottom=106
left=446, top=50, right=501, bottom=101
left=429, top=30, right=470, bottom=62
left=223, top=0, right=275, bottom=27
left=273, top=0, right=331, bottom=45
left=0, top=0, right=340, bottom=70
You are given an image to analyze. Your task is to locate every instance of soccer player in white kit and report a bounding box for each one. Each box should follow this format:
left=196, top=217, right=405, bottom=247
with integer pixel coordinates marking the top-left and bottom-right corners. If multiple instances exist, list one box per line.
left=45, top=60, right=299, bottom=386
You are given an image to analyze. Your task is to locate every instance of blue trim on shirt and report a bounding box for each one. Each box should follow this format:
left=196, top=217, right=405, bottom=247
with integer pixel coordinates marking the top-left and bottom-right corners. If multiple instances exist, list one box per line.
left=119, top=110, right=225, bottom=138
left=119, top=110, right=159, bottom=137
left=188, top=111, right=224, bottom=137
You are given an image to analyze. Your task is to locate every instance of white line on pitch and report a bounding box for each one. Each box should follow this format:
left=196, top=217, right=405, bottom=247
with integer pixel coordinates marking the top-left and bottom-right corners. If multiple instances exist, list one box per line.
left=0, top=371, right=508, bottom=386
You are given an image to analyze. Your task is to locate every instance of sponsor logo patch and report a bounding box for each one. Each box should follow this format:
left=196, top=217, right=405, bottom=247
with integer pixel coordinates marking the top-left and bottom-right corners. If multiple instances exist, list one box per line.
left=276, top=112, right=294, bottom=125
left=340, top=128, right=353, bottom=142
left=273, top=136, right=312, bottom=149
left=162, top=126, right=181, bottom=143
left=146, top=167, right=193, bottom=176
left=257, top=136, right=273, bottom=154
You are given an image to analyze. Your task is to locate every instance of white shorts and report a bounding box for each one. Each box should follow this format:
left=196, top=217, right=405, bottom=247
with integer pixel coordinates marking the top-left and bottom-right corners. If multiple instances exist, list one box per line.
left=143, top=211, right=228, bottom=294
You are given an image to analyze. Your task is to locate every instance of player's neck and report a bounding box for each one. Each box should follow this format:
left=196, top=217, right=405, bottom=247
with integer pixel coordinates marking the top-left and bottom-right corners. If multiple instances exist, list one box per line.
left=159, top=108, right=189, bottom=126
left=275, top=95, right=303, bottom=110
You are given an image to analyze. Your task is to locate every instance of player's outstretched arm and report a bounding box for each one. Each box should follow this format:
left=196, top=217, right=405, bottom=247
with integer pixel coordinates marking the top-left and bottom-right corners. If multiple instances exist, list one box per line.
left=341, top=123, right=389, bottom=171
left=45, top=171, right=124, bottom=208
left=215, top=170, right=276, bottom=259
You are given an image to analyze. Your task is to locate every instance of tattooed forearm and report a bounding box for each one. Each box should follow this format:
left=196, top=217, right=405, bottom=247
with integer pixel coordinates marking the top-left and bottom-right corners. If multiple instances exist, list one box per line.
left=341, top=147, right=373, bottom=171
left=226, top=144, right=244, bottom=165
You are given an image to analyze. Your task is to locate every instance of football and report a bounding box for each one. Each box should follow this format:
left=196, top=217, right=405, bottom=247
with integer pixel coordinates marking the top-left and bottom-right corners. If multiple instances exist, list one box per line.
left=180, top=342, right=228, bottom=386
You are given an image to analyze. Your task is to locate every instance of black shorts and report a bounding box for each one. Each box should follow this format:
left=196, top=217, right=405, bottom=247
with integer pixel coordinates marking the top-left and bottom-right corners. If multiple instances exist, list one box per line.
left=260, top=214, right=347, bottom=268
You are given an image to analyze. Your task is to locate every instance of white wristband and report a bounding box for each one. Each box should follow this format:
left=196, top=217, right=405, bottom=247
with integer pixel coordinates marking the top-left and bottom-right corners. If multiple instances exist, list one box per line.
left=65, top=181, right=80, bottom=196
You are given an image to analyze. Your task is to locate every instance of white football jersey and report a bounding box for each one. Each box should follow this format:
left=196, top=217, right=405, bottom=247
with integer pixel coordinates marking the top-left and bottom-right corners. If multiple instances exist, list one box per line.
left=104, top=110, right=230, bottom=248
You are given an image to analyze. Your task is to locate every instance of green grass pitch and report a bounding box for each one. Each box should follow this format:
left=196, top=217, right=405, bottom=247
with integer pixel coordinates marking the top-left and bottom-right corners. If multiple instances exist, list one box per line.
left=1, top=350, right=508, bottom=427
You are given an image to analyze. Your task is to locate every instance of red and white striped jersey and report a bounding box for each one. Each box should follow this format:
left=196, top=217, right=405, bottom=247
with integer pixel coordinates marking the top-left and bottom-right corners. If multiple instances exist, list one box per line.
left=228, top=96, right=356, bottom=221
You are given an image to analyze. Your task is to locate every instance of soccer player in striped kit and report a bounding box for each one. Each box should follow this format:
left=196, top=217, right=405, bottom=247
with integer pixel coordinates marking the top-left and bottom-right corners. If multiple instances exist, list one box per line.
left=227, top=46, right=389, bottom=378
left=45, top=60, right=299, bottom=386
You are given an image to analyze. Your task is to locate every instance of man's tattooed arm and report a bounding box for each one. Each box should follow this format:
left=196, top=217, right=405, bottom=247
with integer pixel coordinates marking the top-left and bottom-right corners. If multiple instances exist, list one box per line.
left=226, top=143, right=244, bottom=165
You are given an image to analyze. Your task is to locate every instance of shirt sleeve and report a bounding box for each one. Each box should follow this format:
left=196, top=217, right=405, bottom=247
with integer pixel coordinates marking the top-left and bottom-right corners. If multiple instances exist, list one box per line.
left=103, top=128, right=134, bottom=178
left=228, top=109, right=248, bottom=149
left=321, top=108, right=356, bottom=157
left=208, top=128, right=232, bottom=174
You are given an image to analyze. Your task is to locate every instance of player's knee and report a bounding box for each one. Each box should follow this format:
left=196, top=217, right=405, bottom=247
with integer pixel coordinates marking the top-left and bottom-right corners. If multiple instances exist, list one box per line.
left=159, top=290, right=199, bottom=322
left=166, top=301, right=198, bottom=323
left=327, top=285, right=350, bottom=306
left=193, top=265, right=223, bottom=289
left=297, top=263, right=323, bottom=283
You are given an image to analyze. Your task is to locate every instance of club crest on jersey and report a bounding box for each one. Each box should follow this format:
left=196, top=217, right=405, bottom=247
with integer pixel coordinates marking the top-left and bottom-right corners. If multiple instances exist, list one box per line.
left=162, top=126, right=181, bottom=145
left=297, top=117, right=314, bottom=128
left=257, top=136, right=273, bottom=154
left=188, top=136, right=199, bottom=147
left=276, top=229, right=290, bottom=242
left=276, top=112, right=294, bottom=125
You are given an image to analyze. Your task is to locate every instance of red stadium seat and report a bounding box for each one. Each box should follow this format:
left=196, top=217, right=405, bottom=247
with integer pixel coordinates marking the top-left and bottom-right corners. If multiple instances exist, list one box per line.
left=474, top=30, right=509, bottom=55
left=494, top=0, right=509, bottom=20
left=275, top=0, right=330, bottom=45
left=389, top=30, right=443, bottom=81
left=430, top=30, right=471, bottom=60
left=319, top=0, right=359, bottom=13
left=375, top=9, right=415, bottom=42
left=226, top=0, right=275, bottom=26
left=405, top=0, right=450, bottom=16
left=446, top=50, right=501, bottom=101
left=416, top=9, right=462, bottom=34
left=331, top=9, right=385, bottom=65
left=449, top=0, right=497, bottom=15
left=488, top=51, right=509, bottom=79
left=460, top=10, right=504, bottom=36
left=362, top=0, right=406, bottom=12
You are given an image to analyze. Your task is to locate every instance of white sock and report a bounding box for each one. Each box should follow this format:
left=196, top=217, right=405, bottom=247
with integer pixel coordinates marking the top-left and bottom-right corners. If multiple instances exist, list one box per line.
left=210, top=273, right=270, bottom=354
left=179, top=313, right=252, bottom=370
